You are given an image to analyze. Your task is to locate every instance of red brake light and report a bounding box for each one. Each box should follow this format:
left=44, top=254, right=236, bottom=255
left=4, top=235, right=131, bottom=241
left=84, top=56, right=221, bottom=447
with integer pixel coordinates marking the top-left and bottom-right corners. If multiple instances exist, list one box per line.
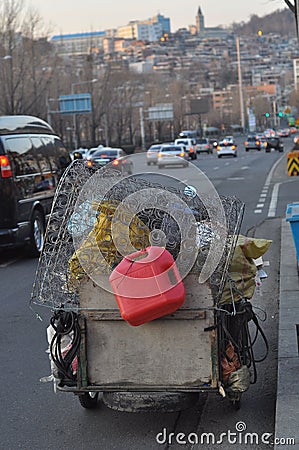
left=0, top=155, right=12, bottom=178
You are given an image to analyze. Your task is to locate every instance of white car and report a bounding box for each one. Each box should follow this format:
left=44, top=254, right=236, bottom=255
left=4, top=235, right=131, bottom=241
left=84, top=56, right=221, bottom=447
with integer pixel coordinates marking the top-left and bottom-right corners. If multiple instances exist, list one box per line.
left=85, top=145, right=104, bottom=160
left=216, top=140, right=237, bottom=158
left=157, top=144, right=189, bottom=168
left=174, top=138, right=197, bottom=160
left=146, top=144, right=163, bottom=165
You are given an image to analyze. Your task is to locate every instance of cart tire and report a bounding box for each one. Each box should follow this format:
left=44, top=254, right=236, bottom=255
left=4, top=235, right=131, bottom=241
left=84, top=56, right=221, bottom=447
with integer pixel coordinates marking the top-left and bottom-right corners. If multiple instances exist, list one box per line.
left=78, top=392, right=99, bottom=409
left=102, top=391, right=198, bottom=413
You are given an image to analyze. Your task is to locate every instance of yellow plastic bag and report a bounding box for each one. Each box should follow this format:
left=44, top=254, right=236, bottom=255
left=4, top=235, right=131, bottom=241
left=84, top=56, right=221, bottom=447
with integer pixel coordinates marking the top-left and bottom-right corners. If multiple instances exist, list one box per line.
left=219, top=235, right=272, bottom=305
left=68, top=200, right=150, bottom=286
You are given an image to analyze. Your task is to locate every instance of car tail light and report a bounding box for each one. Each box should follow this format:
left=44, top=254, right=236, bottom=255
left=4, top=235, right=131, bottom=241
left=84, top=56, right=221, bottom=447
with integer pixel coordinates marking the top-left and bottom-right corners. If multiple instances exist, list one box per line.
left=232, top=145, right=236, bottom=150
left=86, top=160, right=93, bottom=167
left=0, top=155, right=12, bottom=178
left=216, top=146, right=220, bottom=150
left=256, top=141, right=260, bottom=145
left=205, top=145, right=209, bottom=149
left=245, top=141, right=248, bottom=146
left=112, top=159, right=119, bottom=166
left=179, top=152, right=185, bottom=157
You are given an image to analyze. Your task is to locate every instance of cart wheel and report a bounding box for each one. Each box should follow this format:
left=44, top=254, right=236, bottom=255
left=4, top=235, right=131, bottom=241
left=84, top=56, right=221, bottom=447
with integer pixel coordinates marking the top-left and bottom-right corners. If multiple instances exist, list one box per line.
left=78, top=392, right=99, bottom=409
left=102, top=391, right=198, bottom=413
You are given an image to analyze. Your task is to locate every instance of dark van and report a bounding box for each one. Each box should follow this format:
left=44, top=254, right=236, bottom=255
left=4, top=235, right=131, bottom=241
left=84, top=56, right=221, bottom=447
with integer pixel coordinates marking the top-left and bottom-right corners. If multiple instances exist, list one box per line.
left=0, top=115, right=71, bottom=256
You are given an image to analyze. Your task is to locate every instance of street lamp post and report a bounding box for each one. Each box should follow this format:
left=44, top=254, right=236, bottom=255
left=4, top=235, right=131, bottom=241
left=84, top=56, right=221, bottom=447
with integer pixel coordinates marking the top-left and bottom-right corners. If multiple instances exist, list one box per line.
left=236, top=37, right=245, bottom=132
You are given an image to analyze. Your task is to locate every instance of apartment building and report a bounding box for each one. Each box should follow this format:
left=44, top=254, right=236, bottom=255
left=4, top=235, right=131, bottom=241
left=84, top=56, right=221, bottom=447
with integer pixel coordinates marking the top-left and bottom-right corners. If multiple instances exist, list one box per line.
left=50, top=31, right=105, bottom=56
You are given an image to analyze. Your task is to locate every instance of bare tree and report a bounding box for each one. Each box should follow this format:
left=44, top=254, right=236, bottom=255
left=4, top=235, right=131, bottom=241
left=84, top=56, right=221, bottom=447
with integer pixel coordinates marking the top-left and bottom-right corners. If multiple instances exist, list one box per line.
left=0, top=0, right=56, bottom=115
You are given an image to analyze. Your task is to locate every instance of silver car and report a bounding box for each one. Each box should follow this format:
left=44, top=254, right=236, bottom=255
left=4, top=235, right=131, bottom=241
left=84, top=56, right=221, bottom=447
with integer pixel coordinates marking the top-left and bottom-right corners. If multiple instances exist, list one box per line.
left=157, top=144, right=189, bottom=168
left=146, top=144, right=162, bottom=165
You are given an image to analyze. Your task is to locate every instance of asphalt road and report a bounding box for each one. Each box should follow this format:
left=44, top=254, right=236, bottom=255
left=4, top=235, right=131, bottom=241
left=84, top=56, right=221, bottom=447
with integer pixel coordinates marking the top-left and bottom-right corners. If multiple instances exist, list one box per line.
left=0, top=135, right=298, bottom=449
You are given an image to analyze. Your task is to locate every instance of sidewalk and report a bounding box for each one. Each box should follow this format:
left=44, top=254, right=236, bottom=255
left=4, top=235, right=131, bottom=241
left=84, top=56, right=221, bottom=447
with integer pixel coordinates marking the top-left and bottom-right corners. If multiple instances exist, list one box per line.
left=275, top=220, right=299, bottom=449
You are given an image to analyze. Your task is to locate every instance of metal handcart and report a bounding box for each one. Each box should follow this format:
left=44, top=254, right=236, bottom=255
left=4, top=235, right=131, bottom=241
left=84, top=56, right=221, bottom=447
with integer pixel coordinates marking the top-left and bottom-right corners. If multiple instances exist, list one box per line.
left=31, top=159, right=260, bottom=412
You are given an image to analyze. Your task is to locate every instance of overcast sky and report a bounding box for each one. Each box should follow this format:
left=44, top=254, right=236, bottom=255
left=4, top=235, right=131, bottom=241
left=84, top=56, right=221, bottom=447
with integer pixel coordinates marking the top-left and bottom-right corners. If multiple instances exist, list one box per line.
left=28, top=0, right=285, bottom=35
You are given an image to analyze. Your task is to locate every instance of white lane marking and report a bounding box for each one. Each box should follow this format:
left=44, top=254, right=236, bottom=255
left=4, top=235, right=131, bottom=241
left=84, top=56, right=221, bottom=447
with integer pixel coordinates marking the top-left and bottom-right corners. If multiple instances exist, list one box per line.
left=268, top=182, right=281, bottom=217
left=241, top=166, right=249, bottom=170
left=257, top=203, right=264, bottom=208
left=260, top=193, right=267, bottom=198
left=254, top=209, right=262, bottom=213
left=214, top=166, right=219, bottom=170
left=225, top=162, right=229, bottom=165
left=264, top=153, right=285, bottom=186
left=227, top=177, right=245, bottom=181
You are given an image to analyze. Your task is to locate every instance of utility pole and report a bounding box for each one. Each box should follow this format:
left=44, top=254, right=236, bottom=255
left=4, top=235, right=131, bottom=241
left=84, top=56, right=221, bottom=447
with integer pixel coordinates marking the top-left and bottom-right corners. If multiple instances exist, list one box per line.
left=236, top=37, right=245, bottom=132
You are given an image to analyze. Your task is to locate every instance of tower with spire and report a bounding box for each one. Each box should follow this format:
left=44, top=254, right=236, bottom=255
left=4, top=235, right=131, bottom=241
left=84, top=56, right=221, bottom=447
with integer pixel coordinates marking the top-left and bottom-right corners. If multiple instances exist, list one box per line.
left=196, top=6, right=205, bottom=34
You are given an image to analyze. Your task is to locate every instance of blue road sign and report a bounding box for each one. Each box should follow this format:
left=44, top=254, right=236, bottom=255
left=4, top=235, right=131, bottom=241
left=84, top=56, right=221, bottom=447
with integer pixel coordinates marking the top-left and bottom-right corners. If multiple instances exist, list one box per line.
left=59, top=93, right=92, bottom=114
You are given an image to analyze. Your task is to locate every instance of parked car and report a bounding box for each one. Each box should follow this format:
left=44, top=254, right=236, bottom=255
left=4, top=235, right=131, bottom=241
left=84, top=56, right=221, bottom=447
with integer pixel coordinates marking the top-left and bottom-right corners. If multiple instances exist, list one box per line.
left=244, top=135, right=261, bottom=152
left=0, top=115, right=71, bottom=256
left=86, top=148, right=133, bottom=174
left=216, top=139, right=237, bottom=158
left=146, top=144, right=163, bottom=165
left=195, top=137, right=213, bottom=154
left=264, top=136, right=284, bottom=153
left=157, top=144, right=189, bottom=168
left=174, top=138, right=197, bottom=160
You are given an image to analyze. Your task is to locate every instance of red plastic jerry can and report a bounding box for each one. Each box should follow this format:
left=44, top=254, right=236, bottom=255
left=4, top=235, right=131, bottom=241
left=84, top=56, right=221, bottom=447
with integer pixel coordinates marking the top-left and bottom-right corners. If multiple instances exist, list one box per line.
left=109, top=246, right=186, bottom=326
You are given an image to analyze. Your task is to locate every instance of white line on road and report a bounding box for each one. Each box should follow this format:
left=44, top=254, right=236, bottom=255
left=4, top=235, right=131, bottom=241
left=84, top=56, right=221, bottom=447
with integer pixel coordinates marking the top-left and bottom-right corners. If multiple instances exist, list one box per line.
left=254, top=209, right=263, bottom=213
left=260, top=193, right=267, bottom=198
left=264, top=153, right=285, bottom=186
left=241, top=166, right=249, bottom=170
left=227, top=177, right=245, bottom=181
left=214, top=167, right=219, bottom=170
left=268, top=182, right=281, bottom=217
left=257, top=203, right=264, bottom=208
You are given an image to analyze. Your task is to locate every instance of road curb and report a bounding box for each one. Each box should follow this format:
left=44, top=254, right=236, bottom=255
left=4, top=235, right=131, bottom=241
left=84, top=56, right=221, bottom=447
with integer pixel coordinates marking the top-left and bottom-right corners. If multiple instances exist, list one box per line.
left=274, top=219, right=299, bottom=449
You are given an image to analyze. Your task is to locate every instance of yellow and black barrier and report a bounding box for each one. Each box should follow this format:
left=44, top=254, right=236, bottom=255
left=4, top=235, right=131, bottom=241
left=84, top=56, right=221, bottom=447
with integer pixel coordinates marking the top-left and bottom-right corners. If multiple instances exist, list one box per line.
left=287, top=151, right=299, bottom=176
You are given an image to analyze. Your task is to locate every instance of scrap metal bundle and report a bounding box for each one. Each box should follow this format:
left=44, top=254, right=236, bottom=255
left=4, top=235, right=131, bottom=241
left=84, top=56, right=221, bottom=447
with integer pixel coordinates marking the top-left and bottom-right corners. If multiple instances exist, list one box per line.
left=31, top=160, right=244, bottom=312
